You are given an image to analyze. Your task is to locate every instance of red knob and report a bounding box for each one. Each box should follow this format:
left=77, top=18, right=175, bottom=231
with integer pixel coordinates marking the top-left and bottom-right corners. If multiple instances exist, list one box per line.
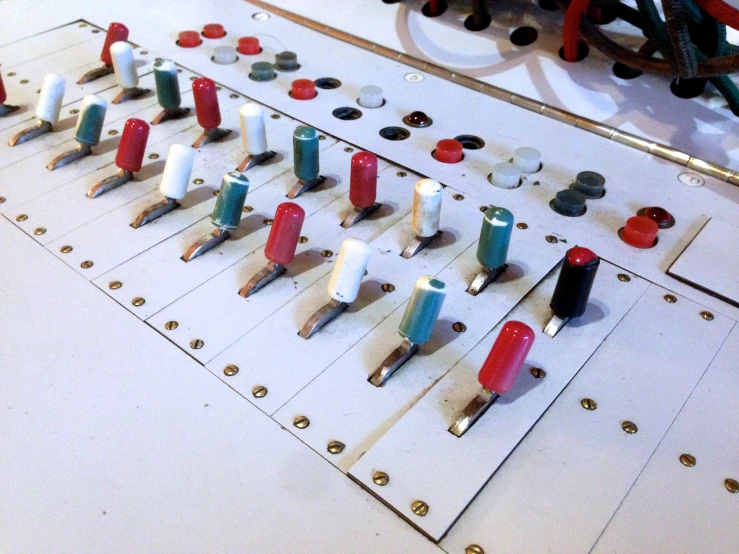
left=435, top=139, right=464, bottom=164
left=642, top=207, right=672, bottom=228
left=193, top=77, right=221, bottom=129
left=478, top=321, right=535, bottom=395
left=291, top=79, right=316, bottom=100
left=349, top=152, right=378, bottom=209
left=115, top=118, right=150, bottom=173
left=202, top=24, right=226, bottom=39
left=0, top=72, right=6, bottom=104
left=622, top=216, right=658, bottom=248
left=265, top=202, right=306, bottom=266
left=178, top=30, right=202, bottom=48
left=238, top=36, right=261, bottom=55
left=567, top=246, right=598, bottom=266
left=101, top=22, right=129, bottom=65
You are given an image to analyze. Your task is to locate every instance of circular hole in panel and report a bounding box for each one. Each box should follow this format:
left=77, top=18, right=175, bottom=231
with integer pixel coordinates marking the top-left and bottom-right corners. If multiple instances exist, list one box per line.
left=558, top=42, right=589, bottom=62
left=379, top=126, right=410, bottom=141
left=510, top=27, right=538, bottom=46
left=612, top=62, right=643, bottom=80
left=454, top=135, right=485, bottom=150
left=670, top=77, right=706, bottom=99
left=332, top=107, right=363, bottom=121
left=422, top=0, right=448, bottom=17
left=314, top=77, right=342, bottom=89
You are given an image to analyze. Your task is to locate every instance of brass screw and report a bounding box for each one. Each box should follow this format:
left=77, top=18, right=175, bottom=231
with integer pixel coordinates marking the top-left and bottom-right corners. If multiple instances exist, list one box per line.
left=581, top=398, right=597, bottom=410
left=318, top=135, right=326, bottom=140
left=517, top=222, right=528, bottom=230
left=108, top=129, right=118, bottom=135
left=453, top=193, right=464, bottom=201
left=530, top=367, right=546, bottom=379
left=299, top=236, right=308, bottom=243
left=264, top=218, right=273, bottom=226
left=664, top=294, right=677, bottom=303
left=327, top=440, right=345, bottom=454
left=622, top=421, right=638, bottom=434
left=7, top=72, right=15, bottom=77
left=372, top=471, right=389, bottom=486
left=164, top=321, right=178, bottom=330
left=243, top=206, right=254, bottom=213
left=60, top=245, right=73, bottom=254
left=321, top=250, right=333, bottom=258
left=381, top=283, right=395, bottom=293
left=213, top=190, right=219, bottom=196
left=0, top=196, right=5, bottom=203
left=70, top=109, right=79, bottom=115
left=193, top=178, right=204, bottom=185
left=109, top=280, right=122, bottom=290
left=34, top=227, right=46, bottom=236
left=293, top=415, right=310, bottom=429
left=411, top=500, right=429, bottom=517
left=16, top=214, right=28, bottom=222
left=80, top=260, right=93, bottom=269
left=679, top=453, right=696, bottom=467
left=466, top=546, right=485, bottom=554
left=453, top=322, right=467, bottom=333
left=396, top=171, right=407, bottom=178
left=725, top=478, right=739, bottom=493
left=252, top=385, right=268, bottom=398
left=546, top=235, right=558, bottom=243
left=271, top=114, right=281, bottom=119
left=700, top=311, right=714, bottom=321
left=148, top=153, right=159, bottom=159
left=223, top=364, right=239, bottom=376
left=132, top=297, right=145, bottom=307
left=20, top=79, right=29, bottom=84
left=190, top=339, right=204, bottom=349
left=229, top=93, right=239, bottom=99
left=344, top=147, right=354, bottom=153
left=617, top=273, right=631, bottom=282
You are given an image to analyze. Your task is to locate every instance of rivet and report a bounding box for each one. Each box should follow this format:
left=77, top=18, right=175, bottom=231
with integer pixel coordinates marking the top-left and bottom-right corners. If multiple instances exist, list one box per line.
left=453, top=322, right=467, bottom=333
left=546, top=235, right=558, bottom=243
left=517, top=222, right=528, bottom=230
left=132, top=297, right=145, bottom=307
left=411, top=500, right=429, bottom=516
left=581, top=398, right=597, bottom=410
left=381, top=283, right=395, bottom=293
left=190, top=339, right=204, bottom=349
left=725, top=478, right=739, bottom=493
left=80, top=260, right=93, bottom=269
left=321, top=250, right=333, bottom=258
left=16, top=214, right=28, bottom=222
left=271, top=114, right=281, bottom=119
left=373, top=471, right=389, bottom=486
left=33, top=227, right=46, bottom=235
left=193, top=178, right=204, bottom=185
left=298, top=236, right=308, bottom=243
left=70, top=109, right=79, bottom=115
left=466, top=546, right=485, bottom=554
left=293, top=415, right=310, bottom=429
left=318, top=135, right=326, bottom=140
left=252, top=385, right=268, bottom=398
left=108, top=129, right=118, bottom=135
left=664, top=294, right=677, bottom=303
left=223, top=364, right=239, bottom=376
left=453, top=193, right=464, bottom=201
left=617, top=273, right=631, bottom=282
left=344, top=147, right=354, bottom=153
left=164, top=320, right=178, bottom=330
left=0, top=196, right=5, bottom=203
left=700, top=311, right=714, bottom=321
left=530, top=367, right=546, bottom=379
left=243, top=206, right=254, bottom=212
left=190, top=76, right=198, bottom=81
left=60, top=245, right=73, bottom=254
left=109, top=280, right=122, bottom=290
left=396, top=171, right=407, bottom=177
left=213, top=190, right=219, bottom=196
left=622, top=421, right=638, bottom=434
left=327, top=440, right=345, bottom=454
left=20, top=79, right=29, bottom=84
left=229, top=93, right=239, bottom=99
left=264, top=218, right=273, bottom=225
left=148, top=153, right=159, bottom=159
left=679, top=453, right=696, bottom=467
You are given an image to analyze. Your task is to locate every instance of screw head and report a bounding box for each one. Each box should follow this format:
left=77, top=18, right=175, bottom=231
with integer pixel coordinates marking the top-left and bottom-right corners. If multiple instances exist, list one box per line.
left=327, top=440, right=345, bottom=454
left=466, top=546, right=485, bottom=554
left=16, top=214, right=28, bottom=222
left=381, top=283, right=395, bottom=293
left=223, top=364, right=239, bottom=376
left=411, top=500, right=429, bottom=516
left=516, top=222, right=528, bottom=230
left=321, top=250, right=333, bottom=258
left=617, top=273, right=631, bottom=282
left=298, top=236, right=309, bottom=243
left=453, top=193, right=464, bottom=201
left=581, top=398, right=597, bottom=410
left=318, top=135, right=326, bottom=140
left=530, top=367, right=546, bottom=379
left=109, top=281, right=122, bottom=290
left=132, top=297, right=145, bottom=307
left=252, top=385, right=268, bottom=398
left=664, top=294, right=677, bottom=303
left=264, top=218, right=273, bottom=225
left=453, top=322, right=467, bottom=333
left=60, top=245, right=73, bottom=253
left=373, top=471, right=389, bottom=486
left=0, top=196, right=5, bottom=203
left=243, top=206, right=254, bottom=213
left=396, top=171, right=407, bottom=177
left=34, top=227, right=46, bottom=235
left=293, top=415, right=310, bottom=429
left=80, top=260, right=93, bottom=269
left=148, top=153, right=159, bottom=159
left=622, top=421, right=638, bottom=434
left=70, top=109, right=79, bottom=115
left=164, top=320, right=178, bottom=330
left=190, top=339, right=204, bottom=350
left=344, top=147, right=354, bottom=153
left=271, top=114, right=281, bottom=119
left=700, top=311, right=714, bottom=321
left=108, top=129, right=118, bottom=135
left=725, top=478, right=739, bottom=493
left=546, top=235, right=558, bottom=243
left=679, top=453, right=696, bottom=467
left=213, top=190, right=219, bottom=196
left=193, top=178, right=204, bottom=185
left=229, top=93, right=239, bottom=99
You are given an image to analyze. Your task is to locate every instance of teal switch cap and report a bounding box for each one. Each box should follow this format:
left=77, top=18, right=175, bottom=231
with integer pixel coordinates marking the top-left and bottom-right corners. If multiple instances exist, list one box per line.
left=212, top=172, right=250, bottom=230
left=74, top=95, right=107, bottom=146
left=398, top=276, right=446, bottom=345
left=154, top=60, right=181, bottom=109
left=293, top=125, right=319, bottom=181
left=476, top=206, right=513, bottom=269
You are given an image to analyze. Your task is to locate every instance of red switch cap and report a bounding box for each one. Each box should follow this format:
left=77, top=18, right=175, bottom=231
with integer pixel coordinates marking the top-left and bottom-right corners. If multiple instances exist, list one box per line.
left=349, top=152, right=378, bottom=209
left=0, top=72, right=6, bottom=104
left=478, top=321, right=535, bottom=395
left=621, top=216, right=658, bottom=248
left=202, top=24, right=226, bottom=39
left=567, top=246, right=598, bottom=266
left=238, top=36, right=261, bottom=55
left=435, top=139, right=464, bottom=164
left=265, top=202, right=306, bottom=266
left=115, top=118, right=150, bottom=173
left=193, top=77, right=221, bottom=129
left=291, top=79, right=316, bottom=100
left=178, top=30, right=202, bottom=48
left=101, top=22, right=129, bottom=66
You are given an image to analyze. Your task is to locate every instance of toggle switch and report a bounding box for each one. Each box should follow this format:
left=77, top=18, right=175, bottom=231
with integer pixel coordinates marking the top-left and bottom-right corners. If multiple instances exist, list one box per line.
left=47, top=95, right=107, bottom=170
left=275, top=51, right=299, bottom=72
left=131, top=144, right=194, bottom=228
left=543, top=247, right=600, bottom=337
left=0, top=71, right=20, bottom=117
left=9, top=74, right=65, bottom=145
left=467, top=206, right=513, bottom=296
left=402, top=178, right=443, bottom=259
left=192, top=77, right=231, bottom=148
left=512, top=147, right=541, bottom=173
left=110, top=42, right=149, bottom=104
left=619, top=215, right=658, bottom=248
left=489, top=162, right=521, bottom=189
left=434, top=139, right=464, bottom=164
left=449, top=321, right=535, bottom=437
left=237, top=102, right=276, bottom=171
left=240, top=202, right=306, bottom=297
left=182, top=172, right=249, bottom=262
left=249, top=62, right=276, bottom=82
left=288, top=126, right=326, bottom=198
left=369, top=276, right=446, bottom=387
left=358, top=85, right=384, bottom=108
left=298, top=238, right=371, bottom=339
left=78, top=22, right=129, bottom=84
left=238, top=37, right=261, bottom=55
left=341, top=152, right=381, bottom=228
left=291, top=79, right=316, bottom=100
left=151, top=60, right=190, bottom=125
left=87, top=118, right=149, bottom=198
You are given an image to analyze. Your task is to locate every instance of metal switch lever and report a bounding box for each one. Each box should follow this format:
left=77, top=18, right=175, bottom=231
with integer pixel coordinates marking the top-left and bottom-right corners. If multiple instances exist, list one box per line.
left=9, top=74, right=65, bottom=146
left=402, top=179, right=443, bottom=258
left=192, top=77, right=231, bottom=148
left=288, top=125, right=325, bottom=198
left=88, top=118, right=149, bottom=198
left=237, top=103, right=276, bottom=171
left=110, top=42, right=149, bottom=104
left=47, top=95, right=107, bottom=170
left=467, top=206, right=513, bottom=296
left=151, top=60, right=190, bottom=125
left=341, top=152, right=381, bottom=228
left=77, top=22, right=128, bottom=84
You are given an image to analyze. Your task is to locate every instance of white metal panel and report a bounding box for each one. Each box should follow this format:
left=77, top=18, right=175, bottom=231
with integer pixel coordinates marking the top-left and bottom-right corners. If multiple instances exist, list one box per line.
left=273, top=218, right=568, bottom=471
left=0, top=22, right=96, bottom=68
left=349, top=260, right=651, bottom=540
left=440, top=285, right=734, bottom=553
left=592, top=324, right=739, bottom=554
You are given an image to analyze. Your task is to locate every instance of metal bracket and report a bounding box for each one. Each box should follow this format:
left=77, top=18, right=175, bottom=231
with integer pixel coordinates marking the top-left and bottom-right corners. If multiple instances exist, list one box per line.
left=237, top=150, right=277, bottom=172
left=77, top=64, right=114, bottom=85
left=401, top=231, right=442, bottom=259
left=368, top=338, right=418, bottom=387
left=87, top=168, right=133, bottom=198
left=467, top=264, right=507, bottom=296
left=181, top=227, right=231, bottom=262
left=298, top=298, right=347, bottom=339
left=449, top=387, right=498, bottom=437
left=0, top=102, right=20, bottom=117
left=192, top=127, right=231, bottom=148
left=47, top=142, right=92, bottom=171
left=239, top=262, right=286, bottom=297
left=131, top=197, right=179, bottom=229
left=151, top=106, right=191, bottom=126
left=112, top=86, right=150, bottom=105
left=543, top=314, right=571, bottom=338
left=9, top=120, right=52, bottom=146
left=287, top=175, right=326, bottom=199
left=340, top=203, right=381, bottom=229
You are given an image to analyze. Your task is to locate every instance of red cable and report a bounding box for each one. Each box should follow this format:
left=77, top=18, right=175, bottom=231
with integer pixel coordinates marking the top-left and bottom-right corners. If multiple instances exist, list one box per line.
left=694, top=0, right=739, bottom=30
left=563, top=0, right=591, bottom=62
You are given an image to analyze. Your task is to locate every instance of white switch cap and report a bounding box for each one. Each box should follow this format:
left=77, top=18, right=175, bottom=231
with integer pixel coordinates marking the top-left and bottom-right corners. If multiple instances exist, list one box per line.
left=240, top=102, right=267, bottom=155
left=159, top=144, right=194, bottom=200
left=110, top=41, right=138, bottom=89
left=328, top=238, right=371, bottom=304
left=490, top=162, right=521, bottom=189
left=411, top=178, right=443, bottom=237
left=358, top=85, right=384, bottom=108
left=213, top=45, right=238, bottom=65
left=35, top=74, right=66, bottom=123
left=513, top=146, right=541, bottom=173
